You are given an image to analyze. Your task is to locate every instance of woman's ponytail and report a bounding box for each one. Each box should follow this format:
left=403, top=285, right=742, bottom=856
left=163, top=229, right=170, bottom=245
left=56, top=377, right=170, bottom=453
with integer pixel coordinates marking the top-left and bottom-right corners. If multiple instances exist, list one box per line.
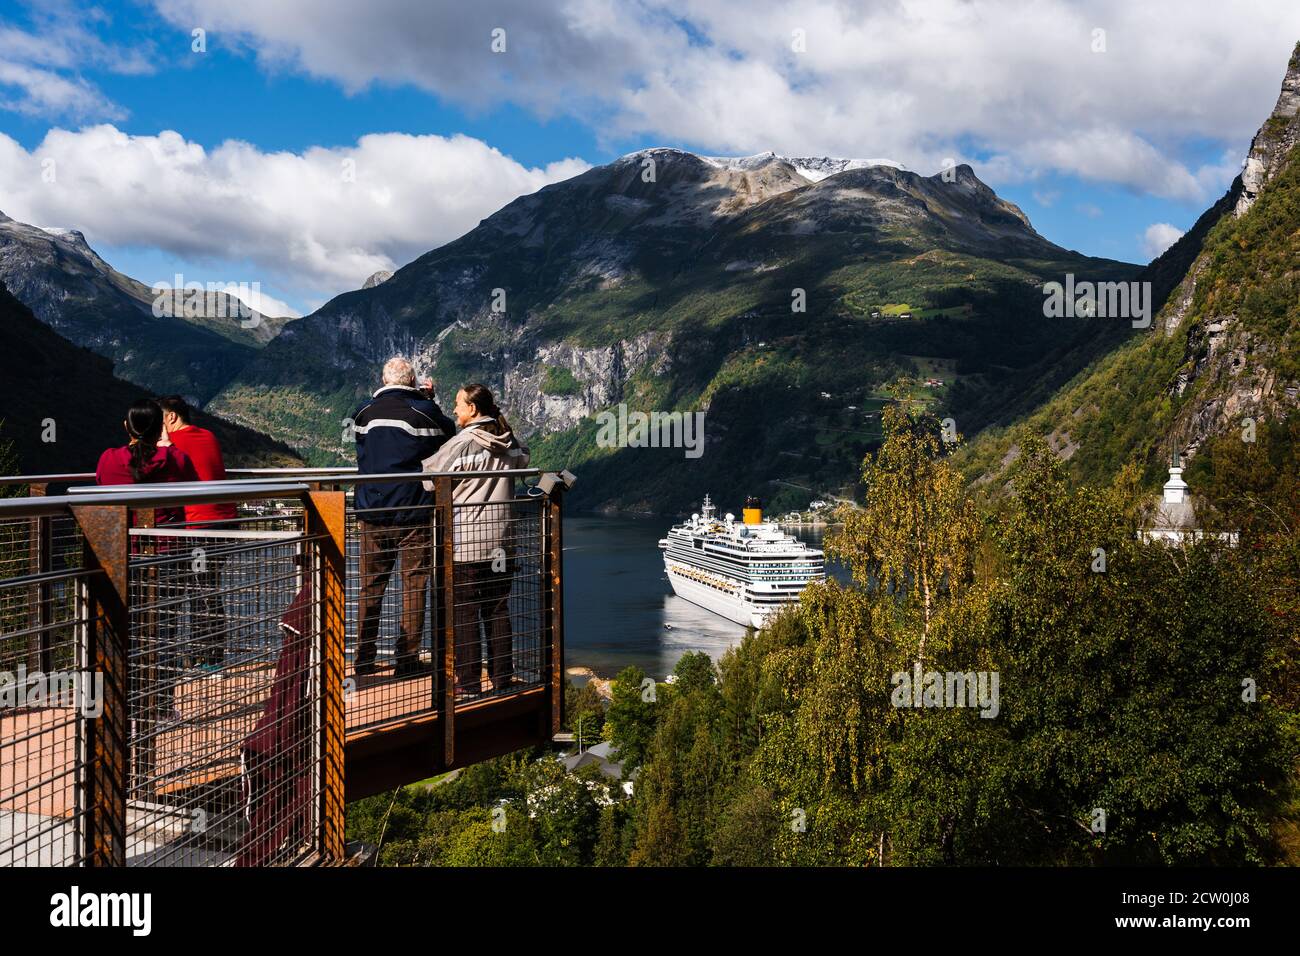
left=125, top=399, right=164, bottom=482
left=462, top=382, right=511, bottom=435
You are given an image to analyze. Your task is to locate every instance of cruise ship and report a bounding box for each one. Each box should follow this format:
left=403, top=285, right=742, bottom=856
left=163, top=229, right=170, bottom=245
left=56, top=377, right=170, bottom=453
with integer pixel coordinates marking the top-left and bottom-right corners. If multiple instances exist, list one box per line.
left=658, top=495, right=826, bottom=628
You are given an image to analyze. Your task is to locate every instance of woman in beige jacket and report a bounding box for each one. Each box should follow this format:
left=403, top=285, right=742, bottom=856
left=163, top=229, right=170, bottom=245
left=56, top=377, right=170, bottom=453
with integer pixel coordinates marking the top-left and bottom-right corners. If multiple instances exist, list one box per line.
left=422, top=384, right=530, bottom=698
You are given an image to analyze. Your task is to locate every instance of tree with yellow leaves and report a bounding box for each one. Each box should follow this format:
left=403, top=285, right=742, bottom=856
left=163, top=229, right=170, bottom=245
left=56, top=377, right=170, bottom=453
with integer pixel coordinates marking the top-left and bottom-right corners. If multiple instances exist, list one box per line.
left=826, top=402, right=981, bottom=665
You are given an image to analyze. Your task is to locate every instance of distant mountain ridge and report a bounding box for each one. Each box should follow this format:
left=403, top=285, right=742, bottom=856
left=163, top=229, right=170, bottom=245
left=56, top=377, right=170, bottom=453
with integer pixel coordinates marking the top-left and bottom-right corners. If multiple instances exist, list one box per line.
left=210, top=144, right=1137, bottom=512
left=0, top=279, right=303, bottom=475
left=0, top=211, right=292, bottom=403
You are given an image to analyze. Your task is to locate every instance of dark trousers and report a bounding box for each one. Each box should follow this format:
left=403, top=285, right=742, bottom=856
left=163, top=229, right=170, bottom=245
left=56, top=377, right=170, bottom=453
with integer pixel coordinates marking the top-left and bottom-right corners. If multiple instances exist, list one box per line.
left=356, top=521, right=430, bottom=673
left=185, top=520, right=242, bottom=667
left=453, top=560, right=514, bottom=692
left=188, top=549, right=227, bottom=667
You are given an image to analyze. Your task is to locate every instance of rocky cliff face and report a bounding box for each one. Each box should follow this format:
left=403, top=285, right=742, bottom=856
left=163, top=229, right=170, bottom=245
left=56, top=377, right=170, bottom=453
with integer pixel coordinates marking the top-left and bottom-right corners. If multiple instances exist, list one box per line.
left=963, top=41, right=1300, bottom=489
left=499, top=331, right=674, bottom=434
left=1235, top=44, right=1300, bottom=217
left=1164, top=42, right=1300, bottom=459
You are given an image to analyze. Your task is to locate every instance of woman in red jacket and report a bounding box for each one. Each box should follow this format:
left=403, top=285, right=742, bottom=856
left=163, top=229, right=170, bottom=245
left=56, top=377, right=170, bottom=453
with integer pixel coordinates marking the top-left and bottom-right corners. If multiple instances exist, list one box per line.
left=95, top=398, right=199, bottom=525
left=96, top=397, right=200, bottom=720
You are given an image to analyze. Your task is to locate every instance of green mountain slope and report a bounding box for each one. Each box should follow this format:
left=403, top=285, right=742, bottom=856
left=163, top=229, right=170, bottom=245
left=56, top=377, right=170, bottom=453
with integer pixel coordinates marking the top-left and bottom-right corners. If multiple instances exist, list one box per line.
left=961, top=42, right=1300, bottom=492
left=212, top=151, right=1138, bottom=512
left=0, top=279, right=303, bottom=476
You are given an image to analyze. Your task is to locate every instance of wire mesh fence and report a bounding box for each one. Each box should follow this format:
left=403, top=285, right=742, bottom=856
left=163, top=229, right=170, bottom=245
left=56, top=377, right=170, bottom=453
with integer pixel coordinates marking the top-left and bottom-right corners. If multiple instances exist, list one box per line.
left=346, top=502, right=437, bottom=729
left=450, top=498, right=546, bottom=704
left=0, top=514, right=94, bottom=866
left=0, top=472, right=564, bottom=867
left=125, top=515, right=320, bottom=866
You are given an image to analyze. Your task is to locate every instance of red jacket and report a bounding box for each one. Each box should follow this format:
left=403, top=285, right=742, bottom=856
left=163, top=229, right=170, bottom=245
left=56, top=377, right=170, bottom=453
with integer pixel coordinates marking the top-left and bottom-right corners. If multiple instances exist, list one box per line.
left=166, top=425, right=238, bottom=523
left=95, top=444, right=198, bottom=525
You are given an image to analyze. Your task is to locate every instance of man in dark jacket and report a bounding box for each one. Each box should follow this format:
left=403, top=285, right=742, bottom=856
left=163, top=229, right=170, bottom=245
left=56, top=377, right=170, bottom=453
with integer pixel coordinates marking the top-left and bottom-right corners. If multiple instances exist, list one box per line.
left=352, top=356, right=455, bottom=678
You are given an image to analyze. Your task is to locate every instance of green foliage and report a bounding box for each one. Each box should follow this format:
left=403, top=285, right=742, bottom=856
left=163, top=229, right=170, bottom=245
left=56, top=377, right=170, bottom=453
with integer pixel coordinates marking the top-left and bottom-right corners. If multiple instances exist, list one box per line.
left=615, top=423, right=1299, bottom=866
left=540, top=364, right=583, bottom=396
left=345, top=749, right=611, bottom=867
left=1193, top=154, right=1300, bottom=381
left=605, top=666, right=658, bottom=770
left=346, top=408, right=1300, bottom=867
left=827, top=404, right=981, bottom=662
left=978, top=440, right=1294, bottom=863
left=1190, top=414, right=1300, bottom=720
left=0, top=422, right=19, bottom=495
left=564, top=679, right=607, bottom=740
left=671, top=650, right=717, bottom=695
left=961, top=138, right=1300, bottom=493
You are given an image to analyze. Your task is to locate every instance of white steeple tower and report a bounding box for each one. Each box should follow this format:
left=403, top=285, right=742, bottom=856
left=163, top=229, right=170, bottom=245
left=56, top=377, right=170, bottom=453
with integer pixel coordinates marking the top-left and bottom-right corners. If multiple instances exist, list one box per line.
left=1162, top=451, right=1189, bottom=505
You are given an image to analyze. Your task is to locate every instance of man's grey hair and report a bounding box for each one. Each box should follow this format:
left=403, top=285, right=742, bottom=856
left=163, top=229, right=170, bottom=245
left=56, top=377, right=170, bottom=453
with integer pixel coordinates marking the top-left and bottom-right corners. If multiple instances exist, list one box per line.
left=382, top=356, right=417, bottom=387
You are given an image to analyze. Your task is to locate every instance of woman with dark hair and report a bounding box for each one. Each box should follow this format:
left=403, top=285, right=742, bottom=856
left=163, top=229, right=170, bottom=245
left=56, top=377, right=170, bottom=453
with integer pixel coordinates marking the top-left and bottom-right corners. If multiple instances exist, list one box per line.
left=96, top=398, right=201, bottom=723
left=421, top=383, right=530, bottom=699
left=95, top=397, right=199, bottom=525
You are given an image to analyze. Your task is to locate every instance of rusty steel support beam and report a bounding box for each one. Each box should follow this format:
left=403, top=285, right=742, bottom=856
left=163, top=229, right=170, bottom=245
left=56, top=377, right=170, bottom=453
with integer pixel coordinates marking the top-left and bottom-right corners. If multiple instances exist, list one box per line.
left=133, top=501, right=159, bottom=790
left=305, top=491, right=347, bottom=862
left=545, top=492, right=564, bottom=738
left=26, top=483, right=53, bottom=673
left=71, top=503, right=129, bottom=868
left=434, top=476, right=456, bottom=766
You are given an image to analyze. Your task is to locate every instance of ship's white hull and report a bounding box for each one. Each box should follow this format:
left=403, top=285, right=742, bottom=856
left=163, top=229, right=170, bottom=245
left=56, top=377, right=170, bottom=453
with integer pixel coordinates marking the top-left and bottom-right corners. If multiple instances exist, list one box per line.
left=664, top=564, right=772, bottom=629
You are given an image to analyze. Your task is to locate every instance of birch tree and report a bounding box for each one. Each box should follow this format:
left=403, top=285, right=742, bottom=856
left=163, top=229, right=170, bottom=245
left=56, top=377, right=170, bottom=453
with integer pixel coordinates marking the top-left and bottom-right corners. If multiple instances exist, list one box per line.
left=826, top=403, right=980, bottom=665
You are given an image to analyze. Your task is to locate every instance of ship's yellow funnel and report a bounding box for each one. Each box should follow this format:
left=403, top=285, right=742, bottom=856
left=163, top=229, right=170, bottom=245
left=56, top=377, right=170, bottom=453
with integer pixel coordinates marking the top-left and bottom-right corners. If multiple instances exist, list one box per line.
left=743, top=496, right=762, bottom=525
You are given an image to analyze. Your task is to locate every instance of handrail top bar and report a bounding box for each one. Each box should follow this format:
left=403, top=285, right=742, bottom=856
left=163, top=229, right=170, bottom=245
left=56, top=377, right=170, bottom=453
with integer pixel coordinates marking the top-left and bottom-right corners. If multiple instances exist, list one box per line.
left=0, top=467, right=544, bottom=488
left=69, top=468, right=543, bottom=493
left=0, top=483, right=313, bottom=518
left=230, top=467, right=359, bottom=474
left=216, top=467, right=542, bottom=486
left=0, top=472, right=94, bottom=485
left=0, top=467, right=356, bottom=486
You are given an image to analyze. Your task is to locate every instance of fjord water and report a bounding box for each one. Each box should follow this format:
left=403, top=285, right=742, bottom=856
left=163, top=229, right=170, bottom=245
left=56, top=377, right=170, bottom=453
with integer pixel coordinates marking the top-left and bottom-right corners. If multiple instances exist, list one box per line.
left=563, top=513, right=845, bottom=680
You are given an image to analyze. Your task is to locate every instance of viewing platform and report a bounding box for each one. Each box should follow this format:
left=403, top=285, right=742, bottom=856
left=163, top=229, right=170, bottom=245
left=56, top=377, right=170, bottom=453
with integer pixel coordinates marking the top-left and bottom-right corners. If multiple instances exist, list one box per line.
left=0, top=467, right=571, bottom=866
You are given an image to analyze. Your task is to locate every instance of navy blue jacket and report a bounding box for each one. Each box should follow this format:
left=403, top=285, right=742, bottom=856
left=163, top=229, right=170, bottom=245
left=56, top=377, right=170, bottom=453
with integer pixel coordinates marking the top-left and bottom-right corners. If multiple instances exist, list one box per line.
left=352, top=385, right=455, bottom=525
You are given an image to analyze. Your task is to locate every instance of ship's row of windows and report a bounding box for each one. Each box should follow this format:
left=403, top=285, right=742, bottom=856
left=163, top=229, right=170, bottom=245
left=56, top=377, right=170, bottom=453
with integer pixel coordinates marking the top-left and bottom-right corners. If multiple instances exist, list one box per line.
left=666, top=546, right=822, bottom=577
left=669, top=564, right=739, bottom=595
left=669, top=535, right=817, bottom=562
left=674, top=565, right=818, bottom=587
left=669, top=541, right=819, bottom=561
left=670, top=565, right=820, bottom=588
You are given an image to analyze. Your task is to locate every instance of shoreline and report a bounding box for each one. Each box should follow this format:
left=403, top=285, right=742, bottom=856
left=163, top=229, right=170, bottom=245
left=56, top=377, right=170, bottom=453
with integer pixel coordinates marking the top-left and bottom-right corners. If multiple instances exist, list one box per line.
left=565, top=665, right=613, bottom=700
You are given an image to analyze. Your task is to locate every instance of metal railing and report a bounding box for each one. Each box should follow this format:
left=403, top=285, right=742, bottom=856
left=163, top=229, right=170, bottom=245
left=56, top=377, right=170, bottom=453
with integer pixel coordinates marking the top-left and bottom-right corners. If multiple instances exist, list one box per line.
left=0, top=467, right=569, bottom=866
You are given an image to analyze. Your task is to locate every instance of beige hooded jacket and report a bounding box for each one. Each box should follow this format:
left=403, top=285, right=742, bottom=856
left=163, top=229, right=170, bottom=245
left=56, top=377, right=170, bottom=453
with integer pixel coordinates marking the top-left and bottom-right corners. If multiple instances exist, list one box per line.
left=421, top=416, right=530, bottom=563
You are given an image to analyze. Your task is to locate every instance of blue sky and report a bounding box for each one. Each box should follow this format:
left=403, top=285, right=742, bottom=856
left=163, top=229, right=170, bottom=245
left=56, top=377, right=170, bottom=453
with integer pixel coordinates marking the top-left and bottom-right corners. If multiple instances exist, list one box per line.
left=1, top=0, right=1297, bottom=315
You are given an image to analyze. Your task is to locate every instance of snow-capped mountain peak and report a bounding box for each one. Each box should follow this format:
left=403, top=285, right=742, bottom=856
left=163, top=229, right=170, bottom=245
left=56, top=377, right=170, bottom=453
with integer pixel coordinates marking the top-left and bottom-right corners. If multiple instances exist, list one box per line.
left=38, top=226, right=90, bottom=247
left=701, top=151, right=905, bottom=181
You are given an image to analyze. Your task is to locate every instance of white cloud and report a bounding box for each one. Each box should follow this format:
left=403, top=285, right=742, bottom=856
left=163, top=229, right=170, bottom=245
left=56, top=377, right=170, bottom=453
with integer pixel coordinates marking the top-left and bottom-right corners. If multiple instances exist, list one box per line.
left=227, top=284, right=300, bottom=320
left=148, top=0, right=1300, bottom=201
left=0, top=126, right=588, bottom=305
left=1076, top=202, right=1103, bottom=219
left=0, top=60, right=122, bottom=119
left=1140, top=222, right=1185, bottom=259
left=0, top=4, right=153, bottom=119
